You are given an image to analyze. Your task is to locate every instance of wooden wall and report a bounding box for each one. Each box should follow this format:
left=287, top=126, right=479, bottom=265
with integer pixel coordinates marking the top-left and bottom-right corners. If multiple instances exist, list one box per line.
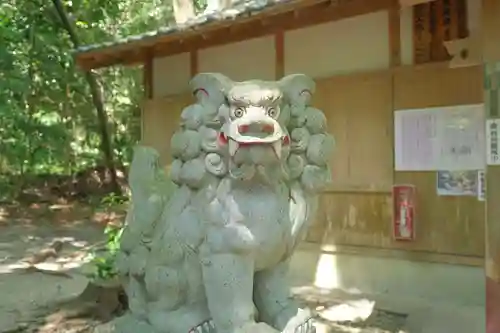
left=141, top=1, right=485, bottom=266
left=305, top=64, right=484, bottom=263
left=141, top=94, right=192, bottom=167
left=393, top=64, right=484, bottom=257
left=308, top=72, right=394, bottom=247
left=141, top=63, right=484, bottom=264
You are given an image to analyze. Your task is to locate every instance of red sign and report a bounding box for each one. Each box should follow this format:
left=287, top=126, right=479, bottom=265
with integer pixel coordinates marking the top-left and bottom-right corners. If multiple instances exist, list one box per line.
left=392, top=184, right=416, bottom=241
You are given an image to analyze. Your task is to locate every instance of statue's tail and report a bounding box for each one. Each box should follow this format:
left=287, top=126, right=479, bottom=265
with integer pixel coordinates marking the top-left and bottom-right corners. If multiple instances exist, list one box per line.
left=279, top=74, right=335, bottom=252
left=119, top=146, right=175, bottom=260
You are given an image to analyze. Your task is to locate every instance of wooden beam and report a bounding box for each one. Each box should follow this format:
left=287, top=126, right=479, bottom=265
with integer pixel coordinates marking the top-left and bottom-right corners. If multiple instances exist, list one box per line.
left=141, top=56, right=153, bottom=143
left=76, top=0, right=395, bottom=70
left=299, top=242, right=483, bottom=267
left=274, top=31, right=285, bottom=79
left=388, top=3, right=401, bottom=67
left=482, top=1, right=500, bottom=333
left=399, top=0, right=436, bottom=6
left=483, top=0, right=500, bottom=62
left=412, top=1, right=432, bottom=64
left=431, top=0, right=445, bottom=60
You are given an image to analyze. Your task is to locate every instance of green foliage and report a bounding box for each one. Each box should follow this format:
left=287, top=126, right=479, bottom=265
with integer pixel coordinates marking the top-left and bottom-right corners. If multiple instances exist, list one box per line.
left=0, top=0, right=175, bottom=193
left=0, top=0, right=179, bottom=277
left=101, top=191, right=129, bottom=208
left=90, top=223, right=124, bottom=281
left=87, top=192, right=129, bottom=281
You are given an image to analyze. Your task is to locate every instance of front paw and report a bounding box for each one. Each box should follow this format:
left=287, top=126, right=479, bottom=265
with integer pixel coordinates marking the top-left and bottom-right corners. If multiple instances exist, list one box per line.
left=280, top=308, right=315, bottom=333
left=241, top=322, right=280, bottom=333
left=190, top=320, right=280, bottom=333
left=189, top=319, right=215, bottom=333
left=289, top=317, right=315, bottom=333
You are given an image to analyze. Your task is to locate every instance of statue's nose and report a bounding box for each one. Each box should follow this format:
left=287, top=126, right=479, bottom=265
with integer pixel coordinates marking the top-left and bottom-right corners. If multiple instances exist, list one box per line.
left=238, top=122, right=275, bottom=135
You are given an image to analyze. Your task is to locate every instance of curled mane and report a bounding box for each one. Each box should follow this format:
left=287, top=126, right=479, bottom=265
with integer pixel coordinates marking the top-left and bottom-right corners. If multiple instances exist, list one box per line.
left=168, top=73, right=334, bottom=193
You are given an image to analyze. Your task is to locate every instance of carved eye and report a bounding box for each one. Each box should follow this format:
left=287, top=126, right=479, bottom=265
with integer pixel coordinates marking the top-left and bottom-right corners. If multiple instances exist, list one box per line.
left=233, top=107, right=245, bottom=118
left=267, top=107, right=278, bottom=118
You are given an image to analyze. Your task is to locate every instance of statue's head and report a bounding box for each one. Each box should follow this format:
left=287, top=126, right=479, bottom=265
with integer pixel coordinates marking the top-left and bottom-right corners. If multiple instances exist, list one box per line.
left=169, top=73, right=331, bottom=188
left=217, top=81, right=289, bottom=166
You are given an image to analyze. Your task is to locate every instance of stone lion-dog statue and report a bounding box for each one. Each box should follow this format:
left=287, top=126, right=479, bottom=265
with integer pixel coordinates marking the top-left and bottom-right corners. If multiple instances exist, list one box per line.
left=107, top=73, right=335, bottom=333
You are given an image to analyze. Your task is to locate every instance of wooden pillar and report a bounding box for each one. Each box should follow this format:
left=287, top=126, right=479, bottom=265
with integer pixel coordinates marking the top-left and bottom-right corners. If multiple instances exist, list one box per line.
left=142, top=55, right=153, bottom=142
left=388, top=2, right=401, bottom=67
left=274, top=32, right=284, bottom=79
left=143, top=56, right=153, bottom=99
left=190, top=50, right=198, bottom=78
left=482, top=1, right=500, bottom=332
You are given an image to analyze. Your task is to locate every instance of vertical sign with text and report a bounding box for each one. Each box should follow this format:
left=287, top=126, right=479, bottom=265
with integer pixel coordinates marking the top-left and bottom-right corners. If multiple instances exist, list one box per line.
left=486, top=119, right=500, bottom=165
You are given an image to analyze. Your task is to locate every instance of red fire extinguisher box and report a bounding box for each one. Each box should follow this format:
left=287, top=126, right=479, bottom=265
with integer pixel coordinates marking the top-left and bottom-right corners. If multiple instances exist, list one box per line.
left=392, top=184, right=416, bottom=241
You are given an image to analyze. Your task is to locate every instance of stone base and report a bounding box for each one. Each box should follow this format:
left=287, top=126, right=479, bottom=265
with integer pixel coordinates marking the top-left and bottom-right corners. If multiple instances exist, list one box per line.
left=93, top=314, right=157, bottom=333
left=93, top=313, right=316, bottom=333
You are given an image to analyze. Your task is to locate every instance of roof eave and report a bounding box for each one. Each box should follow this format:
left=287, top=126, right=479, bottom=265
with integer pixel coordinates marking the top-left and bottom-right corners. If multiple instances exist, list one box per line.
left=75, top=0, right=395, bottom=70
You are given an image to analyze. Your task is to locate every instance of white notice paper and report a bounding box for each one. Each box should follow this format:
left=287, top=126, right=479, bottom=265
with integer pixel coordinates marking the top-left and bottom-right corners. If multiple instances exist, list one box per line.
left=394, top=109, right=437, bottom=171
left=395, top=104, right=485, bottom=171
left=436, top=104, right=485, bottom=170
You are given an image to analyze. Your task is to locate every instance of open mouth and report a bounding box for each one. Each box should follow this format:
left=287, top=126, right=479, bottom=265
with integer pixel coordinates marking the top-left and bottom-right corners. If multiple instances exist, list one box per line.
left=218, top=132, right=290, bottom=159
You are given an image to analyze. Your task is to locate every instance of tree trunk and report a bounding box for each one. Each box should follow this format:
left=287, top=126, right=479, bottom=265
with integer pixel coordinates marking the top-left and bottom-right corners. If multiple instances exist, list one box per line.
left=172, top=0, right=195, bottom=24
left=51, top=0, right=120, bottom=194
left=26, top=24, right=36, bottom=175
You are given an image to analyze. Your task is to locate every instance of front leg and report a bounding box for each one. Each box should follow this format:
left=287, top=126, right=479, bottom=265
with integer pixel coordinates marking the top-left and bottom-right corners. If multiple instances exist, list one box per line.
left=254, top=259, right=315, bottom=333
left=200, top=224, right=279, bottom=333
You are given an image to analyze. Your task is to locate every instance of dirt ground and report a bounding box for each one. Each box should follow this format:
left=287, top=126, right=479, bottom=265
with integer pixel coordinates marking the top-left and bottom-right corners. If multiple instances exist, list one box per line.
left=0, top=201, right=410, bottom=333
left=0, top=201, right=484, bottom=333
left=0, top=202, right=122, bottom=333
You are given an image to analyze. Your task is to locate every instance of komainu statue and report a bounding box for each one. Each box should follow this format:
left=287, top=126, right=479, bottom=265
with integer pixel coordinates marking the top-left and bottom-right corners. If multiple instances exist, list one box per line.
left=111, top=73, right=335, bottom=333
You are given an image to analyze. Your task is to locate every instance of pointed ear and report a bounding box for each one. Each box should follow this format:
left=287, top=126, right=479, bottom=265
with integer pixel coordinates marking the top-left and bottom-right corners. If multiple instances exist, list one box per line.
left=278, top=74, right=315, bottom=108
left=190, top=73, right=233, bottom=107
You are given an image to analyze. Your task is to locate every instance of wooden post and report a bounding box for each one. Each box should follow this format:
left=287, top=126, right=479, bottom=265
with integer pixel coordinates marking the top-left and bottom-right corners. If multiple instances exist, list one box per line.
left=482, top=1, right=500, bottom=333
left=190, top=50, right=198, bottom=78
left=142, top=56, right=153, bottom=141
left=143, top=56, right=153, bottom=99
left=172, top=0, right=195, bottom=24
left=274, top=31, right=284, bottom=80
left=388, top=2, right=401, bottom=67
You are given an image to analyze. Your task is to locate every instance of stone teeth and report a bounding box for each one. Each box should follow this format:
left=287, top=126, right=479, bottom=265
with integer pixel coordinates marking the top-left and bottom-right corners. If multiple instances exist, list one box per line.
left=272, top=140, right=282, bottom=158
left=228, top=139, right=239, bottom=156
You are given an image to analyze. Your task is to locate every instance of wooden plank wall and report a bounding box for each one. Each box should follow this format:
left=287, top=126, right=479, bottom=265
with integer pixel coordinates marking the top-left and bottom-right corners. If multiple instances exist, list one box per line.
left=393, top=64, right=484, bottom=257
left=141, top=94, right=192, bottom=167
left=142, top=4, right=485, bottom=265
left=306, top=64, right=484, bottom=261
left=142, top=64, right=485, bottom=263
left=307, top=71, right=394, bottom=246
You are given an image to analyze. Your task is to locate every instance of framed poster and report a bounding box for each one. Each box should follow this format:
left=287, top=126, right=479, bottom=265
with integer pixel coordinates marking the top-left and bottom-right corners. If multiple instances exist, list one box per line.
left=436, top=170, right=478, bottom=196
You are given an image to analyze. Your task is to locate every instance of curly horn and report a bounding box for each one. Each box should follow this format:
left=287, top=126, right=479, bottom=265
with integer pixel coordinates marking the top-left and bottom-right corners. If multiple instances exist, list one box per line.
left=190, top=73, right=233, bottom=107
left=278, top=74, right=315, bottom=108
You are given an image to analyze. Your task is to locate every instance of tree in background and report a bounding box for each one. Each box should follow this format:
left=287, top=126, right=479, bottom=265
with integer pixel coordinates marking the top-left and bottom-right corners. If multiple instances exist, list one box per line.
left=0, top=0, right=208, bottom=201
